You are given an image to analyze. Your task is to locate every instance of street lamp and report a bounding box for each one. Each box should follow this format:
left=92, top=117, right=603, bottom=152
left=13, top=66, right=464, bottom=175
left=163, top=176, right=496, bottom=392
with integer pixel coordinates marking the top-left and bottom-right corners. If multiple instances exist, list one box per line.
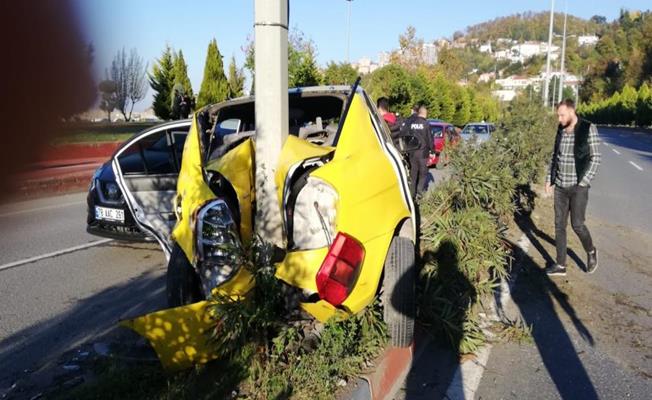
left=543, top=0, right=555, bottom=107
left=345, top=0, right=353, bottom=64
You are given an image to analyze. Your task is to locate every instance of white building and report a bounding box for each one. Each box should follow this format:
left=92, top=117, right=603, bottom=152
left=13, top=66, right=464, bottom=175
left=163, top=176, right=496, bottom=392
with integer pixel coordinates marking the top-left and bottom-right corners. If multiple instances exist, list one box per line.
left=353, top=57, right=379, bottom=75
left=378, top=51, right=391, bottom=67
left=479, top=42, right=493, bottom=53
left=496, top=75, right=541, bottom=90
left=478, top=72, right=496, bottom=83
left=492, top=89, right=517, bottom=102
left=422, top=43, right=438, bottom=65
left=578, top=35, right=599, bottom=46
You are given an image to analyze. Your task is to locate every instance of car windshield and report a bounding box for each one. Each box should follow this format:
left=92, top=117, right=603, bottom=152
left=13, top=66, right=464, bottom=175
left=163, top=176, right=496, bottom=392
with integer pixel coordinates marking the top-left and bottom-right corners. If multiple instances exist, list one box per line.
left=205, top=93, right=346, bottom=162
left=463, top=124, right=489, bottom=135
left=430, top=125, right=444, bottom=138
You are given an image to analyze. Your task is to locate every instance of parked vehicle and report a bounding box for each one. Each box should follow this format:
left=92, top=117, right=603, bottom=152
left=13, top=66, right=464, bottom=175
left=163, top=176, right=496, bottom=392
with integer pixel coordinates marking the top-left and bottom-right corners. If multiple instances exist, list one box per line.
left=460, top=122, right=496, bottom=143
left=86, top=120, right=191, bottom=241
left=116, top=85, right=419, bottom=370
left=427, top=120, right=459, bottom=168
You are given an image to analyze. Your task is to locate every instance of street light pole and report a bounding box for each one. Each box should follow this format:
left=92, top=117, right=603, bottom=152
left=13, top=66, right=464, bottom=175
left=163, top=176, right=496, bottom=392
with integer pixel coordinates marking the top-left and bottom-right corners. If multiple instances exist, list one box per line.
left=346, top=0, right=352, bottom=63
left=558, top=1, right=568, bottom=104
left=543, top=0, right=555, bottom=107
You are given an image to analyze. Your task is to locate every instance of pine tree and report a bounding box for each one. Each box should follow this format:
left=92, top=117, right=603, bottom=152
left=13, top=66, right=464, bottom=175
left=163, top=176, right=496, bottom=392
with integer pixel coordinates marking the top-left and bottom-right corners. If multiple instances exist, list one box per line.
left=149, top=45, right=175, bottom=120
left=227, top=56, right=245, bottom=99
left=197, top=39, right=229, bottom=108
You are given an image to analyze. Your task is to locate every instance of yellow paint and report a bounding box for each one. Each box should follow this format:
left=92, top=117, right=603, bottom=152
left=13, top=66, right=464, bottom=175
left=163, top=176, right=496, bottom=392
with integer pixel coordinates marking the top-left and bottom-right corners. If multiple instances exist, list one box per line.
left=123, top=90, right=413, bottom=370
left=120, top=301, right=216, bottom=371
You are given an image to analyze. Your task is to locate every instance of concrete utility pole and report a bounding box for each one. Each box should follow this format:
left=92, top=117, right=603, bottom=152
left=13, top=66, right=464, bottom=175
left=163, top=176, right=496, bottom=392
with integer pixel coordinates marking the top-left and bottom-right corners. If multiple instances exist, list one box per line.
left=254, top=0, right=288, bottom=248
left=543, top=0, right=555, bottom=107
left=558, top=1, right=568, bottom=104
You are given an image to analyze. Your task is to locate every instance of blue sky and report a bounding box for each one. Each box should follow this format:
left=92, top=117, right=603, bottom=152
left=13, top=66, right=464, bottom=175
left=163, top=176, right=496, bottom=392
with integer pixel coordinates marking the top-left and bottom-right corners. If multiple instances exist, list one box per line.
left=73, top=0, right=650, bottom=110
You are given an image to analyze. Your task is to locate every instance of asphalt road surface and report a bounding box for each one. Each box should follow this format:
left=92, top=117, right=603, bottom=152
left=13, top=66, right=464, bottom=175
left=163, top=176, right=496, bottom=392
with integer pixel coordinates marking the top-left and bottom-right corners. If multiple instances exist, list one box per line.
left=474, top=127, right=652, bottom=399
left=0, top=193, right=167, bottom=396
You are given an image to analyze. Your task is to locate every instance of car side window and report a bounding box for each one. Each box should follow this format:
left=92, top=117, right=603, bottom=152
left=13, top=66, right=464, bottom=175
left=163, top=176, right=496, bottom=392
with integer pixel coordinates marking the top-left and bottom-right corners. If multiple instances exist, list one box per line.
left=118, top=130, right=176, bottom=175
left=169, top=129, right=189, bottom=171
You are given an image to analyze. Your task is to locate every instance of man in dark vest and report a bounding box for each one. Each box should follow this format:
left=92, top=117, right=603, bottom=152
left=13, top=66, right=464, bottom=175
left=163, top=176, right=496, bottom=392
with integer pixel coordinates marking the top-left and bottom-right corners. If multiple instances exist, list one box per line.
left=545, top=98, right=601, bottom=276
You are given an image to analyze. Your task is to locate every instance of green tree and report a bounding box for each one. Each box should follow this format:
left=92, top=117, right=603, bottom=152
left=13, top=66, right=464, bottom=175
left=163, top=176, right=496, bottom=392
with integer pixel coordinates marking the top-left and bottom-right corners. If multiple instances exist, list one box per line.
left=227, top=56, right=245, bottom=99
left=429, top=73, right=456, bottom=122
left=172, top=50, right=193, bottom=98
left=197, top=39, right=229, bottom=108
left=322, top=62, right=358, bottom=85
left=170, top=50, right=193, bottom=118
left=636, top=82, right=652, bottom=126
left=452, top=85, right=471, bottom=126
left=362, top=64, right=413, bottom=116
left=290, top=48, right=322, bottom=87
left=149, top=45, right=175, bottom=120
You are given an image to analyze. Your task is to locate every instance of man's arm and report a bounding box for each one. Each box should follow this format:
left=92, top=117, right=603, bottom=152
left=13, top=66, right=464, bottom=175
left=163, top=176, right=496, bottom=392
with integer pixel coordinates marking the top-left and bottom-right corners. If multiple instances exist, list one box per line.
left=579, top=124, right=601, bottom=186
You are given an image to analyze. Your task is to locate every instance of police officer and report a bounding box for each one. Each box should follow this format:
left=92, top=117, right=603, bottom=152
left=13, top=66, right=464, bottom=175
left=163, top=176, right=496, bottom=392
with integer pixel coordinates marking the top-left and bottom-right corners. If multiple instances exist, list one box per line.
left=402, top=102, right=431, bottom=196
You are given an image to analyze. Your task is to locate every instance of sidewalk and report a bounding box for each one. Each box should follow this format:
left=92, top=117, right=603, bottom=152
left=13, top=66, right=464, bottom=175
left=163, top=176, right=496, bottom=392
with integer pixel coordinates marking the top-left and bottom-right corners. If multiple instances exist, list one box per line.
left=7, top=141, right=121, bottom=200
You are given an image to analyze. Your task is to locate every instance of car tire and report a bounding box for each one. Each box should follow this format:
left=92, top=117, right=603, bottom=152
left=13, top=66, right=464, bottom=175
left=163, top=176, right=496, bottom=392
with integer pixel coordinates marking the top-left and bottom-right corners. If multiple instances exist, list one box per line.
left=167, top=243, right=204, bottom=308
left=382, top=236, right=416, bottom=347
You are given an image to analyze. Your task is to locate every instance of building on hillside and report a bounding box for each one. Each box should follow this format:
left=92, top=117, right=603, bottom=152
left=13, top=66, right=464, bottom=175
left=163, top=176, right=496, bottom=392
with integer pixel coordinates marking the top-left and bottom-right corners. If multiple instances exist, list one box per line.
left=492, top=89, right=517, bottom=102
left=353, top=57, right=379, bottom=75
left=422, top=43, right=438, bottom=65
left=378, top=51, right=391, bottom=67
left=578, top=35, right=599, bottom=46
left=479, top=42, right=493, bottom=53
left=478, top=72, right=496, bottom=83
left=496, top=75, right=542, bottom=91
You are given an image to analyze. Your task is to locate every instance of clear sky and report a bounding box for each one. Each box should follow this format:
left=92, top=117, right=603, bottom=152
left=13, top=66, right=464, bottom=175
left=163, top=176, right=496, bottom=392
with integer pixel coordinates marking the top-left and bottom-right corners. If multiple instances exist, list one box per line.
left=73, top=0, right=650, bottom=111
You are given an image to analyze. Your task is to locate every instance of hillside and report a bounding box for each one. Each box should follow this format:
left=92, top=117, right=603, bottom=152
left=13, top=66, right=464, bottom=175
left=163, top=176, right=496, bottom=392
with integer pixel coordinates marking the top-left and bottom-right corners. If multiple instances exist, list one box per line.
left=463, top=11, right=602, bottom=42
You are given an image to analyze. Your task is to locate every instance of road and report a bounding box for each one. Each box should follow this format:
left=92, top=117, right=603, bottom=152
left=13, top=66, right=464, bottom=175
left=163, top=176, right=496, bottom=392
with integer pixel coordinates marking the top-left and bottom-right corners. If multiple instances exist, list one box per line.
left=474, top=127, right=652, bottom=399
left=0, top=193, right=167, bottom=397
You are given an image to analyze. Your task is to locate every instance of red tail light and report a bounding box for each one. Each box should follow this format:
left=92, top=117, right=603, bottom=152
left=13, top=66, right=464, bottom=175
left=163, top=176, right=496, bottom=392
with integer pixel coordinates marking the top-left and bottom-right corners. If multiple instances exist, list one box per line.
left=316, top=232, right=365, bottom=306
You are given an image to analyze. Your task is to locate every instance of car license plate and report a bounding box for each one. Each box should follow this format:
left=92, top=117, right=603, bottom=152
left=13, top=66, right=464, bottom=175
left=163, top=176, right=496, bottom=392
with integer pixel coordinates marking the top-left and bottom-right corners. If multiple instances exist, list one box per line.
left=95, top=206, right=125, bottom=222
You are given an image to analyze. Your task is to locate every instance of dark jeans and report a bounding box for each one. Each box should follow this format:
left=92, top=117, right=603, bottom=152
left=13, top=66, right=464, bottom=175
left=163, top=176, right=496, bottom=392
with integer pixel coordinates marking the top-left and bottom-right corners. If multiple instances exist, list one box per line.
left=409, top=150, right=429, bottom=195
left=554, top=185, right=595, bottom=266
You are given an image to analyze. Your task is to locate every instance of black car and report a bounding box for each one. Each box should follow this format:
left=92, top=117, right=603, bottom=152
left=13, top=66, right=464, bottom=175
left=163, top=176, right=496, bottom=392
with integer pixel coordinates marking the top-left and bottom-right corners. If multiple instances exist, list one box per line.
left=86, top=120, right=191, bottom=241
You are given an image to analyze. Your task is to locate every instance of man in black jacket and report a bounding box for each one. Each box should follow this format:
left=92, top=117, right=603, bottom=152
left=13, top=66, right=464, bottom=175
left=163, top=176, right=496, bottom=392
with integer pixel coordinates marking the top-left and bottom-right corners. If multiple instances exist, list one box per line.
left=545, top=99, right=601, bottom=276
left=402, top=102, right=431, bottom=196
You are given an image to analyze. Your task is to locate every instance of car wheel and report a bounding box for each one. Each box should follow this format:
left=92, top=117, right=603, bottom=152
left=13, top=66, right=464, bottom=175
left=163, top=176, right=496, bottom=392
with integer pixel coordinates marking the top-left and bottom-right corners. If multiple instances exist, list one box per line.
left=382, top=236, right=416, bottom=347
left=167, top=243, right=204, bottom=307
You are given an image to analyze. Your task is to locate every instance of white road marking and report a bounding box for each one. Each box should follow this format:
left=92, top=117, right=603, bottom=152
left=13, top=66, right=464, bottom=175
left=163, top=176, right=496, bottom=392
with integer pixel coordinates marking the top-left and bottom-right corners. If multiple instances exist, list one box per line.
left=629, top=161, right=644, bottom=171
left=0, top=201, right=85, bottom=218
left=0, top=239, right=113, bottom=272
left=612, top=149, right=621, bottom=155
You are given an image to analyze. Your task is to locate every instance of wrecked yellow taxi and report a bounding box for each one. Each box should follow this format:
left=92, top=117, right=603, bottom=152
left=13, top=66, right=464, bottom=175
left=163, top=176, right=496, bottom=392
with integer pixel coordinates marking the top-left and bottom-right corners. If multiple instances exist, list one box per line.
left=112, top=85, right=417, bottom=370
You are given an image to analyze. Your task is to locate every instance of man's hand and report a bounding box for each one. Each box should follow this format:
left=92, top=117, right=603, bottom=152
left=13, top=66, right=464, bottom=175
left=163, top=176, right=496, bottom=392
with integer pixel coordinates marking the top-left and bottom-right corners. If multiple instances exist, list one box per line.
left=545, top=182, right=554, bottom=195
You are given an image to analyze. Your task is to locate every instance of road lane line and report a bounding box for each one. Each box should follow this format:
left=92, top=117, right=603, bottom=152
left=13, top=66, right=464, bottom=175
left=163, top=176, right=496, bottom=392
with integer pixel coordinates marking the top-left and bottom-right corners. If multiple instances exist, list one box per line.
left=612, top=149, right=621, bottom=155
left=0, top=201, right=85, bottom=218
left=0, top=239, right=113, bottom=272
left=629, top=161, right=643, bottom=171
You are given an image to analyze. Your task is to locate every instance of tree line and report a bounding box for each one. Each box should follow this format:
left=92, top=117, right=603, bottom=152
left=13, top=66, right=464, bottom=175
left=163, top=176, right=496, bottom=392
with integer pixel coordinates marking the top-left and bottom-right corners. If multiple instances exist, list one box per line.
left=578, top=83, right=652, bottom=127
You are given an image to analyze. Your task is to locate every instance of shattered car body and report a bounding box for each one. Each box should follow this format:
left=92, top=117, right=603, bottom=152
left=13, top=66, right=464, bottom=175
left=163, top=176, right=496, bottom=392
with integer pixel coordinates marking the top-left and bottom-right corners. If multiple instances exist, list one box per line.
left=114, top=85, right=417, bottom=370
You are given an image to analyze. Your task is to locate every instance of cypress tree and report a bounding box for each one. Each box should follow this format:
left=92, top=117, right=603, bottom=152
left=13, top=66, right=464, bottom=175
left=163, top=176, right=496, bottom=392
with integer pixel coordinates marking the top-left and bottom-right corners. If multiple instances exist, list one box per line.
left=197, top=39, right=229, bottom=108
left=227, top=56, right=245, bottom=99
left=149, top=45, right=175, bottom=120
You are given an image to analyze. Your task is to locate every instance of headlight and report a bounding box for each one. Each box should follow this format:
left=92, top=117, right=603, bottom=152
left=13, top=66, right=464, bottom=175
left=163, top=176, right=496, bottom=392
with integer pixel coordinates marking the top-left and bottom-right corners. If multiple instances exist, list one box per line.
left=292, top=177, right=337, bottom=250
left=194, top=199, right=242, bottom=296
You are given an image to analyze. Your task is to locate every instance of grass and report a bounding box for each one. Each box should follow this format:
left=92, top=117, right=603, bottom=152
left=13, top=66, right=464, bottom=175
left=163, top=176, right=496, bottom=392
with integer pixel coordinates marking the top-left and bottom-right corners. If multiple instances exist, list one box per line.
left=52, top=122, right=159, bottom=144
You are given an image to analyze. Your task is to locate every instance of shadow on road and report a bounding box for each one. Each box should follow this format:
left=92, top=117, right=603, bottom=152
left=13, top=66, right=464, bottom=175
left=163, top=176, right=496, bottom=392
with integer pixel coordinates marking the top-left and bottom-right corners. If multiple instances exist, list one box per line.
left=507, top=210, right=599, bottom=399
left=0, top=269, right=166, bottom=391
left=399, top=241, right=474, bottom=399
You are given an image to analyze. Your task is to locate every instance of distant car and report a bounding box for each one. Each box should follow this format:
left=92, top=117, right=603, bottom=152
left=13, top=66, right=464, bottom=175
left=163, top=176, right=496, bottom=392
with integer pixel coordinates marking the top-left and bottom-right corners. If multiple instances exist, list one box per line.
left=86, top=120, right=191, bottom=241
left=460, top=122, right=495, bottom=143
left=427, top=121, right=459, bottom=168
